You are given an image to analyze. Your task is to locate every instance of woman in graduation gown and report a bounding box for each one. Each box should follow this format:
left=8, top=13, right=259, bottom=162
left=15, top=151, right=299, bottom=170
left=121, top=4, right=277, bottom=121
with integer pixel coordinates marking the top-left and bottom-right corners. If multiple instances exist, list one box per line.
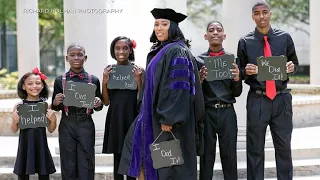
left=118, top=8, right=205, bottom=180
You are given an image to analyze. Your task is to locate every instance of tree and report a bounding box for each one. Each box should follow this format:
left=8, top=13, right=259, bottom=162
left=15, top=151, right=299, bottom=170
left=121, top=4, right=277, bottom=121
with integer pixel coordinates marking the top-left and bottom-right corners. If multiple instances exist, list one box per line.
left=187, top=0, right=222, bottom=27
left=0, top=0, right=16, bottom=27
left=267, top=0, right=309, bottom=35
left=187, top=0, right=309, bottom=35
left=0, top=0, right=64, bottom=54
left=38, top=0, right=64, bottom=53
left=0, top=0, right=16, bottom=69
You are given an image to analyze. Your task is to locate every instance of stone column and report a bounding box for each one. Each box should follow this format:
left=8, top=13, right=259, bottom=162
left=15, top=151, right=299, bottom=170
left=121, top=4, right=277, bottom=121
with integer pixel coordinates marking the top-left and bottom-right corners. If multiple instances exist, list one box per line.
left=106, top=0, right=156, bottom=68
left=16, top=0, right=40, bottom=77
left=222, top=0, right=273, bottom=149
left=63, top=0, right=109, bottom=153
left=310, top=0, right=320, bottom=85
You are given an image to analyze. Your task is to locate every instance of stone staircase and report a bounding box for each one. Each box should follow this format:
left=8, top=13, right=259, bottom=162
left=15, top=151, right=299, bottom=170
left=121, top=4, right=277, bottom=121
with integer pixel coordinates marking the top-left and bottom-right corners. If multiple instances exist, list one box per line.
left=1, top=85, right=320, bottom=179
left=0, top=126, right=320, bottom=180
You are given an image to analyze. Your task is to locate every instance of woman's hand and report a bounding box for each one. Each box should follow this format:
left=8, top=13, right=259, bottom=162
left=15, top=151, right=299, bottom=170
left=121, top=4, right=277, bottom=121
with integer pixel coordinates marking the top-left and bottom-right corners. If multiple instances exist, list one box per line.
left=12, top=110, right=19, bottom=125
left=46, top=109, right=56, bottom=122
left=53, top=93, right=65, bottom=106
left=161, top=124, right=172, bottom=132
left=199, top=65, right=207, bottom=84
left=231, top=60, right=240, bottom=82
left=94, top=97, right=102, bottom=108
left=133, top=65, right=142, bottom=83
left=102, top=65, right=113, bottom=85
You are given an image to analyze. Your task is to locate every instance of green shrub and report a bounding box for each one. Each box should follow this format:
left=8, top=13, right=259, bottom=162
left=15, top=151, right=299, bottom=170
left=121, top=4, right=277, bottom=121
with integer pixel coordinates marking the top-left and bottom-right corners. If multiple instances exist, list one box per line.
left=0, top=69, right=8, bottom=77
left=289, top=75, right=310, bottom=84
left=0, top=69, right=55, bottom=90
left=0, top=69, right=19, bottom=90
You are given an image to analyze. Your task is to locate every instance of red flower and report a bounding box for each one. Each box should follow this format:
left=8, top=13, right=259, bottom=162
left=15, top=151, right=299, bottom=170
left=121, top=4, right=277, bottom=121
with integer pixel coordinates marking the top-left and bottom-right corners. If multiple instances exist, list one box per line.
left=131, top=39, right=137, bottom=49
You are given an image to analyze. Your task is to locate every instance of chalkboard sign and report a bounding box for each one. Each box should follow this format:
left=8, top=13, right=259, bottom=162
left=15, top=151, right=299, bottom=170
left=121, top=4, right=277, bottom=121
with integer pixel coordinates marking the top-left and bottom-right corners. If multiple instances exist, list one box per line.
left=17, top=102, right=48, bottom=129
left=256, top=56, right=288, bottom=81
left=204, top=54, right=236, bottom=81
left=107, top=65, right=137, bottom=90
left=63, top=81, right=97, bottom=108
left=149, top=132, right=184, bottom=169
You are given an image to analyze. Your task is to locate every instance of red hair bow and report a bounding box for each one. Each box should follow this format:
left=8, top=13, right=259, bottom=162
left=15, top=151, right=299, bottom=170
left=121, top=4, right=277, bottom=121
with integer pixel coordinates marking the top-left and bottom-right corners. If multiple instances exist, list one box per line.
left=131, top=39, right=137, bottom=49
left=32, top=67, right=48, bottom=80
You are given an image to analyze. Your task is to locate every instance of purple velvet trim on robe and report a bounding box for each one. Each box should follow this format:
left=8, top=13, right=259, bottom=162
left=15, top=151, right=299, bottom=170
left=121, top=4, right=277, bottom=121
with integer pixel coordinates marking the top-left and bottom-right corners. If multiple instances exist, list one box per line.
left=128, top=112, right=143, bottom=177
left=170, top=69, right=190, bottom=78
left=189, top=74, right=195, bottom=83
left=128, top=42, right=178, bottom=180
left=190, top=86, right=196, bottom=95
left=188, top=60, right=195, bottom=95
left=189, top=60, right=194, bottom=70
left=170, top=57, right=189, bottom=66
left=169, top=81, right=190, bottom=91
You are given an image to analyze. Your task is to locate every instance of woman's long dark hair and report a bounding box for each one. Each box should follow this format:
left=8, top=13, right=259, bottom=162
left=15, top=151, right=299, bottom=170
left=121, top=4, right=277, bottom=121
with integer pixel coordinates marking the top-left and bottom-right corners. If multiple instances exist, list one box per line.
left=150, top=21, right=191, bottom=50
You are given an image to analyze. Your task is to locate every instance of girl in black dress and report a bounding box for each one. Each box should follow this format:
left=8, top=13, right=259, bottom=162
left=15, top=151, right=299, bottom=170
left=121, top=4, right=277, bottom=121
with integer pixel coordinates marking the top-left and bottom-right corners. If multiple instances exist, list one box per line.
left=102, top=36, right=143, bottom=180
left=11, top=67, right=57, bottom=180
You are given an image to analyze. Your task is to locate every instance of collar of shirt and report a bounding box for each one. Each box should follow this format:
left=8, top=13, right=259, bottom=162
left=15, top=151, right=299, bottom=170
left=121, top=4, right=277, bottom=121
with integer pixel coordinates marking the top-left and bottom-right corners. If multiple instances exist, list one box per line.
left=206, top=48, right=225, bottom=56
left=254, top=27, right=275, bottom=42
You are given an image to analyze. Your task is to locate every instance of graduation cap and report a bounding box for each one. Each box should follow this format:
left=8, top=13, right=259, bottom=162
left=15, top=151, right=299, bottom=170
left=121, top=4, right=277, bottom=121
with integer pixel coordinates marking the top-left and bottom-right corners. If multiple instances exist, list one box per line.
left=151, top=8, right=187, bottom=24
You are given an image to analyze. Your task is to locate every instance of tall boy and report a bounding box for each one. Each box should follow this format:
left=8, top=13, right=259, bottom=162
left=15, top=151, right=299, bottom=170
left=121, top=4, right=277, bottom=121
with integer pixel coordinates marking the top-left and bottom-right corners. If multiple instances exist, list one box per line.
left=237, top=2, right=299, bottom=179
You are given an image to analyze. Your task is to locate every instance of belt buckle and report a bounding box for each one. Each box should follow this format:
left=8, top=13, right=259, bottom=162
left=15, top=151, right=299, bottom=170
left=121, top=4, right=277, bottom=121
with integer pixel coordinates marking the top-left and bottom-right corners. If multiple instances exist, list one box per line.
left=214, top=103, right=221, bottom=108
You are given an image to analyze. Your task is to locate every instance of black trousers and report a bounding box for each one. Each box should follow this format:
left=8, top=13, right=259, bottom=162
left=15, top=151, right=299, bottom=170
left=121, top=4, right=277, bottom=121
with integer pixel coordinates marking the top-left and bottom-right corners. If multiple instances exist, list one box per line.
left=246, top=91, right=293, bottom=180
left=200, top=106, right=238, bottom=180
left=113, top=153, right=136, bottom=180
left=18, top=175, right=49, bottom=180
left=59, top=115, right=95, bottom=180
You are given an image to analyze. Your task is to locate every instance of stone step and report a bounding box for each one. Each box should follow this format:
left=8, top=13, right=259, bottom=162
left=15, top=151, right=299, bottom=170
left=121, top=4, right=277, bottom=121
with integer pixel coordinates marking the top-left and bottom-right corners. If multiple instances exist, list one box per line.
left=1, top=159, right=320, bottom=180
left=0, top=166, right=114, bottom=180
left=1, top=145, right=319, bottom=168
left=215, top=147, right=320, bottom=163
left=210, top=159, right=320, bottom=179
left=240, top=176, right=320, bottom=180
left=1, top=127, right=320, bottom=168
left=0, top=154, right=114, bottom=168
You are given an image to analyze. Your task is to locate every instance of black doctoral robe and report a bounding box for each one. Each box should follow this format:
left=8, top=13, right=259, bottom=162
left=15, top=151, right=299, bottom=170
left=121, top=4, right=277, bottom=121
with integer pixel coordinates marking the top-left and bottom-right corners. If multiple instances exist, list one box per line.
left=118, top=40, right=205, bottom=180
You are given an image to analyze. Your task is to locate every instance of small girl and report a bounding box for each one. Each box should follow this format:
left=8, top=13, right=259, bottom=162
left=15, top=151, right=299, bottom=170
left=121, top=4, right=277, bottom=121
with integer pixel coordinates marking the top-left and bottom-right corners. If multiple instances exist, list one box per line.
left=102, top=36, right=143, bottom=180
left=11, top=67, right=57, bottom=180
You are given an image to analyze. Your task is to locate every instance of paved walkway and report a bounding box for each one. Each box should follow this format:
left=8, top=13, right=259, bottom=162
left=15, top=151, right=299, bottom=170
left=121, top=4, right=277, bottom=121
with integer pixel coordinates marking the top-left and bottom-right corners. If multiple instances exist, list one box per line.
left=0, top=126, right=319, bottom=179
left=240, top=176, right=320, bottom=180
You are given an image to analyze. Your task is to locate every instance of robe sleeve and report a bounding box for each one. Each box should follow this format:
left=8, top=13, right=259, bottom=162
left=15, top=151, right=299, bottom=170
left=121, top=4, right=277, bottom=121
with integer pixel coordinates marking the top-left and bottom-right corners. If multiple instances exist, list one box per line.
left=137, top=68, right=146, bottom=113
left=156, top=46, right=196, bottom=126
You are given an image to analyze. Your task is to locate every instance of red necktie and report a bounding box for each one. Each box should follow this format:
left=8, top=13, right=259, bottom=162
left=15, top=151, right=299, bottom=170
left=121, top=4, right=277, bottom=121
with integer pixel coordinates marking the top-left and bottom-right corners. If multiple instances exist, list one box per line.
left=263, top=36, right=276, bottom=100
left=209, top=50, right=224, bottom=57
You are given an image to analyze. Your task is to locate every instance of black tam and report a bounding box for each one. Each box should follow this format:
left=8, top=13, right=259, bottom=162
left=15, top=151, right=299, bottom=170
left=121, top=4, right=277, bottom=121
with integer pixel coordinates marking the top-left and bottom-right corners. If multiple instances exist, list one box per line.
left=151, top=8, right=187, bottom=24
